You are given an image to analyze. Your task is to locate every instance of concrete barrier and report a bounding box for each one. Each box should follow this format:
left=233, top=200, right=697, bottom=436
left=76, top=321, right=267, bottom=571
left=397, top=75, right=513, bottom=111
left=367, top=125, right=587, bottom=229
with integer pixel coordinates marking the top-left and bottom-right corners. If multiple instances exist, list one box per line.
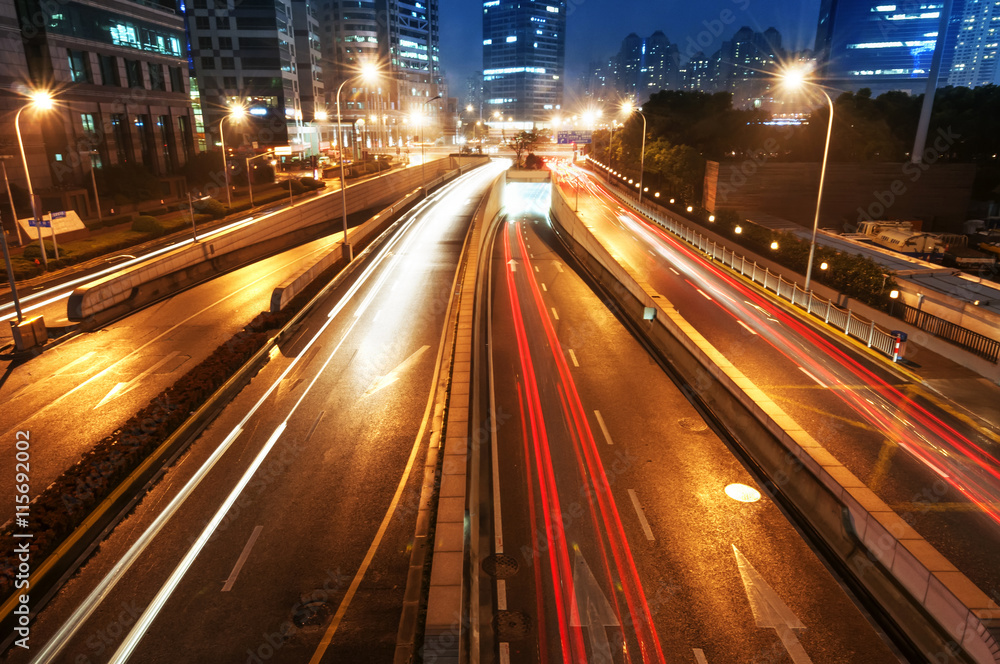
left=67, top=157, right=490, bottom=324
left=269, top=189, right=423, bottom=313
left=550, top=184, right=1000, bottom=663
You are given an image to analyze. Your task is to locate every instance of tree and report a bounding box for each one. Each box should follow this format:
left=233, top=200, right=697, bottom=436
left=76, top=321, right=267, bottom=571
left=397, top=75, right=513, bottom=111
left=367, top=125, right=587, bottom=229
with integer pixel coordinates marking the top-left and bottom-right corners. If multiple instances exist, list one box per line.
left=505, top=131, right=541, bottom=168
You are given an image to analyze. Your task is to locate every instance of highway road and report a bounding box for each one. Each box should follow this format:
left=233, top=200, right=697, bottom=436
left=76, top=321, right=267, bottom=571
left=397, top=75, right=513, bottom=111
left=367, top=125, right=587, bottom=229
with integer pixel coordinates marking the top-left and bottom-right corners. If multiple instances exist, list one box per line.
left=556, top=165, right=1000, bottom=608
left=4, top=162, right=506, bottom=662
left=480, top=182, right=900, bottom=663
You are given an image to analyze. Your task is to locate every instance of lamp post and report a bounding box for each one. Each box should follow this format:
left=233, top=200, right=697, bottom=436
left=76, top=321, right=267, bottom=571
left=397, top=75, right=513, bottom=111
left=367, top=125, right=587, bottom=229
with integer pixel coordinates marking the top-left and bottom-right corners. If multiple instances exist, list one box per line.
left=15, top=91, right=55, bottom=270
left=622, top=102, right=647, bottom=205
left=337, top=63, right=381, bottom=261
left=245, top=151, right=274, bottom=208
left=219, top=104, right=245, bottom=209
left=88, top=150, right=102, bottom=224
left=419, top=95, right=443, bottom=199
left=1, top=159, right=23, bottom=322
left=779, top=67, right=834, bottom=292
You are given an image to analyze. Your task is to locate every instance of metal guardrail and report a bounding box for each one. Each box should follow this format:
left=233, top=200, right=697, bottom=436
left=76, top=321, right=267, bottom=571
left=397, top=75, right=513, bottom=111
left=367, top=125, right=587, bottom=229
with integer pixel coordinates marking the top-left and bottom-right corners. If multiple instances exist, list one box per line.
left=574, top=171, right=905, bottom=361
left=891, top=300, right=1000, bottom=363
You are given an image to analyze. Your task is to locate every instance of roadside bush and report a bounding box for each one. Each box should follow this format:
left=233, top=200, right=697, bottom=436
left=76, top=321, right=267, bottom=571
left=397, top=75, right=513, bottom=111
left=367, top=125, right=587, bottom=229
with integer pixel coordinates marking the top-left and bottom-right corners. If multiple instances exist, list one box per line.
left=193, top=197, right=227, bottom=219
left=131, top=215, right=164, bottom=233
left=299, top=176, right=325, bottom=190
left=23, top=242, right=70, bottom=260
left=83, top=213, right=134, bottom=231
left=524, top=153, right=544, bottom=170
left=289, top=179, right=307, bottom=195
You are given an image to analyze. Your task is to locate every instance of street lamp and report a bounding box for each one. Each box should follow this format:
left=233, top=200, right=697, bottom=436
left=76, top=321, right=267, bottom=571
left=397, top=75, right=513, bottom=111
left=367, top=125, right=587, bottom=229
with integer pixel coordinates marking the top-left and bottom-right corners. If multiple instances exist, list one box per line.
left=1, top=159, right=23, bottom=322
left=779, top=65, right=834, bottom=292
left=219, top=103, right=245, bottom=209
left=419, top=95, right=443, bottom=198
left=245, top=150, right=274, bottom=207
left=622, top=101, right=647, bottom=205
left=337, top=62, right=380, bottom=261
left=15, top=90, right=54, bottom=270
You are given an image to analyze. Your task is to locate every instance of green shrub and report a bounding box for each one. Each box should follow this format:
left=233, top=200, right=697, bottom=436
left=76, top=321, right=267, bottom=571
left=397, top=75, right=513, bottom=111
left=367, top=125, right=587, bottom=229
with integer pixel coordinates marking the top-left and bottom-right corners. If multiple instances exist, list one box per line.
left=193, top=197, right=227, bottom=219
left=299, top=176, right=325, bottom=190
left=23, top=241, right=71, bottom=260
left=131, top=215, right=163, bottom=233
left=289, top=180, right=307, bottom=195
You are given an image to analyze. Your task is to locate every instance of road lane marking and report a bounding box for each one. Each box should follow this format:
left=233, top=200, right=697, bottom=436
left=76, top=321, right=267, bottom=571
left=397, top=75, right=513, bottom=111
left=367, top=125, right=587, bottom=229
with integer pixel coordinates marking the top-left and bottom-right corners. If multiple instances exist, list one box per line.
left=53, top=351, right=97, bottom=376
left=534, top=265, right=540, bottom=273
left=372, top=309, right=382, bottom=322
left=594, top=410, right=614, bottom=446
left=222, top=525, right=263, bottom=592
left=797, top=367, right=827, bottom=388
left=305, top=411, right=325, bottom=442
left=554, top=262, right=563, bottom=273
left=363, top=345, right=431, bottom=397
left=568, top=349, right=579, bottom=367
left=627, top=489, right=655, bottom=541
left=94, top=351, right=181, bottom=409
left=541, top=283, right=548, bottom=292
left=570, top=551, right=620, bottom=662
left=668, top=267, right=680, bottom=275
left=733, top=545, right=812, bottom=664
left=551, top=307, right=559, bottom=320
left=737, top=320, right=758, bottom=335
left=696, top=288, right=712, bottom=301
left=693, top=648, right=709, bottom=663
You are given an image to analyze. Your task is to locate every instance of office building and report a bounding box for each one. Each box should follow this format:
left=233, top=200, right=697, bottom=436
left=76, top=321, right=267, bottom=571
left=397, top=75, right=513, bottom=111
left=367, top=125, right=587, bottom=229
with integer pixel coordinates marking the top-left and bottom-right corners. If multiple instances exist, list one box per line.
left=684, top=51, right=712, bottom=91
left=815, top=0, right=964, bottom=95
left=0, top=0, right=195, bottom=205
left=482, top=0, right=566, bottom=124
left=713, top=26, right=783, bottom=107
left=948, top=0, right=1000, bottom=87
left=185, top=0, right=323, bottom=154
left=642, top=31, right=681, bottom=94
left=319, top=0, right=442, bottom=153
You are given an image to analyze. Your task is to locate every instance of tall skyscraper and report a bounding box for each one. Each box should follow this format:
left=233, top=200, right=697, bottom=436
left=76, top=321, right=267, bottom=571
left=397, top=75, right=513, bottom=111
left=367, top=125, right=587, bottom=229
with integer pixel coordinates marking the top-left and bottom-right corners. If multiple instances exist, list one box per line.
left=642, top=31, right=681, bottom=94
left=0, top=0, right=194, bottom=203
left=948, top=0, right=1000, bottom=87
left=815, top=0, right=964, bottom=95
left=319, top=0, right=442, bottom=153
left=186, top=0, right=323, bottom=152
left=713, top=26, right=782, bottom=107
left=482, top=0, right=566, bottom=124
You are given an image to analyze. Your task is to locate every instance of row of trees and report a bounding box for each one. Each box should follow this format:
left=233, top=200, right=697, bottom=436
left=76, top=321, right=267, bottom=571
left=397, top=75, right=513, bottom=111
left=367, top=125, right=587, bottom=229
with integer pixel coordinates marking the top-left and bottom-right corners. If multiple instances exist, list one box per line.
left=592, top=85, right=1000, bottom=201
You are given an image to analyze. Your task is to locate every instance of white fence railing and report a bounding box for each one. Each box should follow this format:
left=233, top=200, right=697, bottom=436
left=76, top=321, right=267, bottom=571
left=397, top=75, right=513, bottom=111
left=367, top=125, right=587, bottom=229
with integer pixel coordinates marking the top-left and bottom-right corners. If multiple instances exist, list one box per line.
left=575, top=168, right=903, bottom=361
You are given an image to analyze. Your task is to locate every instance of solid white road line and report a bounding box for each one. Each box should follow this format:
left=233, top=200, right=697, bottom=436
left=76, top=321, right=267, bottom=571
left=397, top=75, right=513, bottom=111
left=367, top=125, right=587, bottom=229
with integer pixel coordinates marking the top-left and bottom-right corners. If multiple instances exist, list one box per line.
left=798, top=366, right=827, bottom=388
left=568, top=349, right=579, bottom=367
left=737, top=320, right=758, bottom=335
left=627, top=489, right=655, bottom=541
left=594, top=410, right=614, bottom=446
left=222, top=525, right=263, bottom=592
left=693, top=648, right=709, bottom=663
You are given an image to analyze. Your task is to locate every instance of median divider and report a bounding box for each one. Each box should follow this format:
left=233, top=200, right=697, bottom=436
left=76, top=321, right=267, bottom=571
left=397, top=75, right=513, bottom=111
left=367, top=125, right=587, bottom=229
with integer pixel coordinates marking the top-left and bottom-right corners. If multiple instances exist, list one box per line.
left=549, top=183, right=1000, bottom=664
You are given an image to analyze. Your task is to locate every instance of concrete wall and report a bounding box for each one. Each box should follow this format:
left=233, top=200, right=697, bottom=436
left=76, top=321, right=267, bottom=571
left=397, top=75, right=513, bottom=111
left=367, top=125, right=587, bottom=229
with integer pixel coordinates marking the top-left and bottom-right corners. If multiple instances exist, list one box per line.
left=551, top=183, right=1000, bottom=664
left=67, top=157, right=489, bottom=322
left=704, top=161, right=977, bottom=233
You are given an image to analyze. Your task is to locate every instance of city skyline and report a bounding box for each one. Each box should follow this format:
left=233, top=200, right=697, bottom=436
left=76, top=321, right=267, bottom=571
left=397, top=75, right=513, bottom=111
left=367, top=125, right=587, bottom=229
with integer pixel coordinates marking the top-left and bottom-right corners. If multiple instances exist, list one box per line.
left=440, top=0, right=822, bottom=94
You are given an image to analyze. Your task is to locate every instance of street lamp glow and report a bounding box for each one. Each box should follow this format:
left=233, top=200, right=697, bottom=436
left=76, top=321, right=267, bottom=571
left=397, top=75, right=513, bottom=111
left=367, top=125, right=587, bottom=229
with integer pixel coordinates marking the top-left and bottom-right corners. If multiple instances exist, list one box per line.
left=30, top=90, right=54, bottom=111
left=229, top=104, right=246, bottom=121
left=315, top=110, right=329, bottom=121
left=360, top=62, right=379, bottom=83
left=779, top=64, right=810, bottom=92
left=621, top=101, right=635, bottom=115
left=820, top=262, right=829, bottom=270
left=708, top=214, right=715, bottom=222
left=735, top=225, right=743, bottom=234
left=770, top=241, right=779, bottom=250
left=686, top=205, right=694, bottom=212
left=466, top=105, right=474, bottom=113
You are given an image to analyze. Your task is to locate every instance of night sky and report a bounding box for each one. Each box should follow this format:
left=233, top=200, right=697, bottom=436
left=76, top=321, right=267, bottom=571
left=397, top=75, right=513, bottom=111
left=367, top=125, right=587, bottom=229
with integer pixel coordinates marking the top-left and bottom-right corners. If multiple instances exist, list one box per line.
left=439, top=0, right=822, bottom=99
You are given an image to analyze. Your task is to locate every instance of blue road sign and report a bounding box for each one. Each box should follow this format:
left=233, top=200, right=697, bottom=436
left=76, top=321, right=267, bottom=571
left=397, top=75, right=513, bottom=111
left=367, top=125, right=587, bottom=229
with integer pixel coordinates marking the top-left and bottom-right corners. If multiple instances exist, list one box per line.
left=557, top=130, right=593, bottom=145
left=51, top=210, right=66, bottom=219
left=28, top=217, right=50, bottom=228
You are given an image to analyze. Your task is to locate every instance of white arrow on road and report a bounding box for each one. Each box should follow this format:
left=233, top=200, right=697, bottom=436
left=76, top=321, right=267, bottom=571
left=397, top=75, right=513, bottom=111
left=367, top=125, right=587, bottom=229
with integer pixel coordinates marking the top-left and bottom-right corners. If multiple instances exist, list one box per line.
left=94, top=351, right=182, bottom=409
left=363, top=345, right=430, bottom=398
left=733, top=545, right=813, bottom=664
left=554, top=261, right=564, bottom=273
left=507, top=259, right=518, bottom=272
left=570, top=550, right=619, bottom=662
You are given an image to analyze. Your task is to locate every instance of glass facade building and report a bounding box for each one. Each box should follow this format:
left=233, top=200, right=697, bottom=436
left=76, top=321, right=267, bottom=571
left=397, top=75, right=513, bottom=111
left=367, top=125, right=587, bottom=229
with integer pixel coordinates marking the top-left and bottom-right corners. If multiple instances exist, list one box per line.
left=816, top=0, right=964, bottom=94
left=482, top=0, right=566, bottom=123
left=948, top=0, right=1000, bottom=87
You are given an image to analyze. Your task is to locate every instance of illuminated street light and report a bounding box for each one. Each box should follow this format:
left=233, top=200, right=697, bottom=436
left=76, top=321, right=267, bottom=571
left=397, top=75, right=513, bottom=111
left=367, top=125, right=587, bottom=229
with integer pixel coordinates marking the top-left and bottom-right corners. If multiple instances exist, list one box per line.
left=778, top=64, right=833, bottom=292
left=686, top=205, right=694, bottom=212
left=770, top=241, right=779, bottom=250
left=708, top=215, right=715, bottom=222
left=337, top=62, right=382, bottom=260
left=622, top=101, right=647, bottom=204
left=15, top=89, right=55, bottom=270
left=219, top=103, right=246, bottom=209
left=820, top=261, right=829, bottom=271
left=735, top=225, right=743, bottom=234
left=890, top=289, right=900, bottom=299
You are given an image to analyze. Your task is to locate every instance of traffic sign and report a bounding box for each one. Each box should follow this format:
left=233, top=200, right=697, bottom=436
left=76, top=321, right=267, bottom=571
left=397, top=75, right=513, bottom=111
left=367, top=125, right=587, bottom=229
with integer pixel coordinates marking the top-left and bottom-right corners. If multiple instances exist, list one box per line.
left=28, top=217, right=50, bottom=228
left=557, top=130, right=593, bottom=145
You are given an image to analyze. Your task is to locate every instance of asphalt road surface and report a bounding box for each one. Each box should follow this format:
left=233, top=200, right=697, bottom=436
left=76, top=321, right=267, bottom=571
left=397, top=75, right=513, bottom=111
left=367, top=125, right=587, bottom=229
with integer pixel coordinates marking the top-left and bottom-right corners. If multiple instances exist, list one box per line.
left=479, top=182, right=901, bottom=663
left=8, top=161, right=507, bottom=663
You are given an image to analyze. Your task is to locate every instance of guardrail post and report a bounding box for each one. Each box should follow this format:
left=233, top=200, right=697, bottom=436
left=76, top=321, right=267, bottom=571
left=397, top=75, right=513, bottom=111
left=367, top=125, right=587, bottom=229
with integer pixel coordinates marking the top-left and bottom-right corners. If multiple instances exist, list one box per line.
left=844, top=309, right=852, bottom=335
left=867, top=319, right=876, bottom=347
left=824, top=299, right=831, bottom=324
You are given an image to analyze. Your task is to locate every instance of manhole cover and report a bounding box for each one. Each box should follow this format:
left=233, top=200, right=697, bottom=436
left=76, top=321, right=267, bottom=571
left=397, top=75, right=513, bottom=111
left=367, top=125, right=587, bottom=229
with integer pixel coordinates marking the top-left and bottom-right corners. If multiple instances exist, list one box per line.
left=494, top=610, right=532, bottom=640
left=678, top=417, right=708, bottom=432
left=482, top=554, right=519, bottom=579
left=293, top=601, right=332, bottom=629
